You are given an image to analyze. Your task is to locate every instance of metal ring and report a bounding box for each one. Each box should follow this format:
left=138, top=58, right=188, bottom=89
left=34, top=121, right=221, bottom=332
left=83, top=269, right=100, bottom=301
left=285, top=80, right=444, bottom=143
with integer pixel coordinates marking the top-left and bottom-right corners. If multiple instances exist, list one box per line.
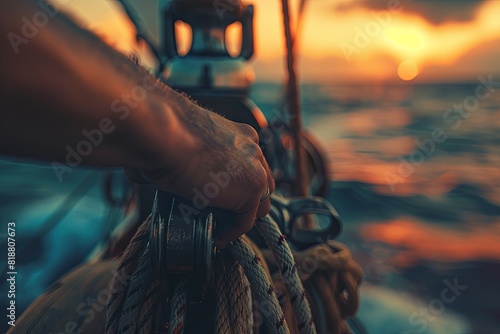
left=260, top=186, right=270, bottom=202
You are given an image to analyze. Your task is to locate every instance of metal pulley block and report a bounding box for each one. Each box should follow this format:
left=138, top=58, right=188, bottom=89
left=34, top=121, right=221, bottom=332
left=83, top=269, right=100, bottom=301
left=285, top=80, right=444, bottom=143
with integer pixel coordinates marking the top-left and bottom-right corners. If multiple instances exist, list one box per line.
left=149, top=191, right=343, bottom=301
left=269, top=196, right=343, bottom=250
left=149, top=190, right=215, bottom=303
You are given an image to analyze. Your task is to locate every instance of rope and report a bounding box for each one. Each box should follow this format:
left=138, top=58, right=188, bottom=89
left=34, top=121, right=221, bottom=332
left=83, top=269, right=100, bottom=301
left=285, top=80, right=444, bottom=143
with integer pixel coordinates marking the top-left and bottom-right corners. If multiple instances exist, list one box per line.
left=228, top=238, right=290, bottom=334
left=255, top=216, right=316, bottom=334
left=106, top=215, right=362, bottom=334
left=257, top=238, right=363, bottom=333
left=215, top=256, right=231, bottom=334
left=169, top=278, right=189, bottom=334
left=224, top=253, right=253, bottom=333
left=293, top=241, right=363, bottom=334
left=106, top=216, right=312, bottom=334
left=106, top=217, right=154, bottom=333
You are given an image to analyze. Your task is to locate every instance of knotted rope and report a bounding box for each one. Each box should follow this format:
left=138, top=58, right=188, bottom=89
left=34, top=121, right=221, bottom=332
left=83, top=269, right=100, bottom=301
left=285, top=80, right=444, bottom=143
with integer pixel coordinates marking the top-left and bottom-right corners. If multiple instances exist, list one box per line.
left=106, top=215, right=361, bottom=334
left=293, top=241, right=363, bottom=334
left=257, top=239, right=363, bottom=334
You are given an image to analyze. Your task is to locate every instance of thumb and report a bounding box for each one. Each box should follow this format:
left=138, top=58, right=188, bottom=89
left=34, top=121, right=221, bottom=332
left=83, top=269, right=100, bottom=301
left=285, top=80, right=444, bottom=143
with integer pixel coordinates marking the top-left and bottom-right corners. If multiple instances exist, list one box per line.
left=213, top=206, right=258, bottom=248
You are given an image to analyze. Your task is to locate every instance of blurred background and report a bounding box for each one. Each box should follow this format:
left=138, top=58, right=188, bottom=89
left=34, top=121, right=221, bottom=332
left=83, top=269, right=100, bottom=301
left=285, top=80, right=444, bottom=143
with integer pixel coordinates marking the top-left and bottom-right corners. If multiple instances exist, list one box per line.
left=1, top=0, right=499, bottom=333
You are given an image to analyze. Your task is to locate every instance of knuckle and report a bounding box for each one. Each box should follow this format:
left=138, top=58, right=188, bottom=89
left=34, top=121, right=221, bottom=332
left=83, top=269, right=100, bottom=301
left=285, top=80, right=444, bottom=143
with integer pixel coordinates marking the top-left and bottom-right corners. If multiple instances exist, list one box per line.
left=267, top=168, right=275, bottom=192
left=239, top=123, right=259, bottom=143
left=255, top=144, right=265, bottom=160
left=242, top=141, right=263, bottom=159
left=251, top=164, right=268, bottom=192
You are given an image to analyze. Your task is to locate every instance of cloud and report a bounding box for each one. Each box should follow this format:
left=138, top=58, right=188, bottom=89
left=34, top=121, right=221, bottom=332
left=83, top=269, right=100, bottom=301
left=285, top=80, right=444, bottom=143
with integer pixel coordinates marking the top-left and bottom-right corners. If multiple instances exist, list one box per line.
left=333, top=0, right=484, bottom=25
left=418, top=38, right=500, bottom=82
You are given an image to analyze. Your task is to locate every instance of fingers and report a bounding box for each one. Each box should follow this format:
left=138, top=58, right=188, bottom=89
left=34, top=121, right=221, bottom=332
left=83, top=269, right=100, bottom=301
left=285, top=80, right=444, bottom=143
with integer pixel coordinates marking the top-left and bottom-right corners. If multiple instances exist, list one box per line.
left=216, top=163, right=272, bottom=247
left=215, top=163, right=273, bottom=248
left=237, top=123, right=260, bottom=145
left=255, top=133, right=275, bottom=217
left=213, top=205, right=258, bottom=248
left=123, top=167, right=149, bottom=184
left=256, top=160, right=275, bottom=218
left=215, top=124, right=274, bottom=246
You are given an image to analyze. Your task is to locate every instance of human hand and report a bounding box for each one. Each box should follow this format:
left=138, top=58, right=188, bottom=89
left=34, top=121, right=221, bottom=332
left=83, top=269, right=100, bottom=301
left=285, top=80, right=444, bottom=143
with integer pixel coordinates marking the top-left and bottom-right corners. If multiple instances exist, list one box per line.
left=126, top=97, right=274, bottom=247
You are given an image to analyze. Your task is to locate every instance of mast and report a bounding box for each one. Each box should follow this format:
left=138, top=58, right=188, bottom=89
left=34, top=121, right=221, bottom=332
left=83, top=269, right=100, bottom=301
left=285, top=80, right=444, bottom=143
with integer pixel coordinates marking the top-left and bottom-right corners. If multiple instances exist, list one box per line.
left=280, top=0, right=310, bottom=199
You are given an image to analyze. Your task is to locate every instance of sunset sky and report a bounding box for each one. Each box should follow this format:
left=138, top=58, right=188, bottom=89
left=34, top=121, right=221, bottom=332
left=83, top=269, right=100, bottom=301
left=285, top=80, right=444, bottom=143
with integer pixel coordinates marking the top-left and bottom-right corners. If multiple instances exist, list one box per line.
left=57, top=0, right=500, bottom=83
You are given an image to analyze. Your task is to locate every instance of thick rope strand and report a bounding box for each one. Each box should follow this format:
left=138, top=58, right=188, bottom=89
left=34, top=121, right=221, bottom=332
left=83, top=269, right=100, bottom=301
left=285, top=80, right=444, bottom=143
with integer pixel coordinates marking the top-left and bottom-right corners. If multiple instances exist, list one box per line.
left=106, top=217, right=151, bottom=333
left=169, top=278, right=189, bottom=334
left=117, top=243, right=153, bottom=333
left=215, top=256, right=231, bottom=334
left=255, top=216, right=316, bottom=334
left=227, top=238, right=290, bottom=334
left=226, top=253, right=253, bottom=334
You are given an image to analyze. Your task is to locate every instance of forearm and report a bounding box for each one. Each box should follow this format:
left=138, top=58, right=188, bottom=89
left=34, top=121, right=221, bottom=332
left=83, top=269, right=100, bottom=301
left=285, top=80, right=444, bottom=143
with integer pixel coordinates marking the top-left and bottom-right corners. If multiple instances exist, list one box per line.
left=0, top=0, right=197, bottom=170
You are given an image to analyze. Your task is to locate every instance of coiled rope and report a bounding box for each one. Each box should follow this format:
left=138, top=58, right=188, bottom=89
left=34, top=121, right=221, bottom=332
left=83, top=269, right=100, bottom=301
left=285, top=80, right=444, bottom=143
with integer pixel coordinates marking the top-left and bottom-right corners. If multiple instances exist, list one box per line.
left=106, top=215, right=316, bottom=334
left=106, top=215, right=361, bottom=334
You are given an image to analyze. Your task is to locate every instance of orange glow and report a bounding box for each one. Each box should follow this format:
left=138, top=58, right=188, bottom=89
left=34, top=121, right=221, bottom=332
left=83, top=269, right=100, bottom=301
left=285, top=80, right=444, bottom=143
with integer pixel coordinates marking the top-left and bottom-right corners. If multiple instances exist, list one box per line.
left=385, top=29, right=424, bottom=51
left=226, top=22, right=243, bottom=57
left=397, top=60, right=419, bottom=81
left=174, top=21, right=192, bottom=56
left=56, top=0, right=500, bottom=83
left=360, top=219, right=500, bottom=266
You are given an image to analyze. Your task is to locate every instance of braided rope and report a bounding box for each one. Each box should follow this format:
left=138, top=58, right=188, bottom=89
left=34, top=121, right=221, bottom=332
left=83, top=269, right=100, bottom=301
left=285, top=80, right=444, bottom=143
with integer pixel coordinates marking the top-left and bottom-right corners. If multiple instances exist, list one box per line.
left=106, top=217, right=151, bottom=333
left=106, top=216, right=326, bottom=334
left=118, top=242, right=154, bottom=333
left=137, top=279, right=160, bottom=333
left=240, top=260, right=254, bottom=333
left=227, top=238, right=290, bottom=334
left=255, top=216, right=316, bottom=334
left=169, top=278, right=189, bottom=334
left=225, top=254, right=253, bottom=333
left=215, top=256, right=231, bottom=334
left=214, top=253, right=252, bottom=334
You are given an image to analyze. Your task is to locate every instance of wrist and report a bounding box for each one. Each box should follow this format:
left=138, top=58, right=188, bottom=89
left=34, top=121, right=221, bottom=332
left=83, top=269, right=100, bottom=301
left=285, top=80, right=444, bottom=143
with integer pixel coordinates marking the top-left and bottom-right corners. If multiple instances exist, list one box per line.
left=125, top=89, right=200, bottom=174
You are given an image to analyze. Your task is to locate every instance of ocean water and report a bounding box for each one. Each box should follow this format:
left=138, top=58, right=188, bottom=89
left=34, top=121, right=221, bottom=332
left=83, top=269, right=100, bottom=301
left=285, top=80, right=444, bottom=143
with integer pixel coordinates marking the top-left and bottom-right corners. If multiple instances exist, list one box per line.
left=1, top=82, right=499, bottom=333
left=251, top=82, right=500, bottom=334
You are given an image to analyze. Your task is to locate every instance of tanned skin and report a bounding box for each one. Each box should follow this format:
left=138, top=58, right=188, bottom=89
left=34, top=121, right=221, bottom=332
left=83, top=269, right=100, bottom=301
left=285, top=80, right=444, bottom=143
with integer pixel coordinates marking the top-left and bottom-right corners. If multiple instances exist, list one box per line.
left=0, top=0, right=274, bottom=247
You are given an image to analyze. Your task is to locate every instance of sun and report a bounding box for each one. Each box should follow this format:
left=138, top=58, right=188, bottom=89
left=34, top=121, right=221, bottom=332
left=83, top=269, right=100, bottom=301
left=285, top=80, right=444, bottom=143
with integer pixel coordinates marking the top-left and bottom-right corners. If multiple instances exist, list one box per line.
left=385, top=29, right=424, bottom=51
left=398, top=60, right=419, bottom=81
